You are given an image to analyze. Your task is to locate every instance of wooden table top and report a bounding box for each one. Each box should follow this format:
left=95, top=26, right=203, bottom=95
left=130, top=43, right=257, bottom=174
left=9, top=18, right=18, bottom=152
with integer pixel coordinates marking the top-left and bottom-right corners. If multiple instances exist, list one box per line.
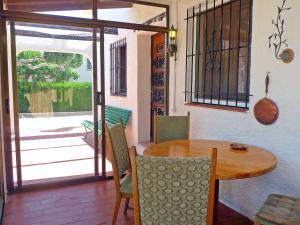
left=144, top=140, right=277, bottom=180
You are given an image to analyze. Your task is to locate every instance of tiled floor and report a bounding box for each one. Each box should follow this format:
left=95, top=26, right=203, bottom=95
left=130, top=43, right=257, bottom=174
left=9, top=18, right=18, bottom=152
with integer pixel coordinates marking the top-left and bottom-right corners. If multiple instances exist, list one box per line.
left=4, top=181, right=132, bottom=225
left=3, top=180, right=253, bottom=225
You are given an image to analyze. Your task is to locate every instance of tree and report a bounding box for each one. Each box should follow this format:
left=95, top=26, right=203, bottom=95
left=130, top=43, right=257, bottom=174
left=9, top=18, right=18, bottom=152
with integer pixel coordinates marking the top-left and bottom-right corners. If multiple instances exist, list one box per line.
left=17, top=51, right=83, bottom=82
left=17, top=51, right=84, bottom=113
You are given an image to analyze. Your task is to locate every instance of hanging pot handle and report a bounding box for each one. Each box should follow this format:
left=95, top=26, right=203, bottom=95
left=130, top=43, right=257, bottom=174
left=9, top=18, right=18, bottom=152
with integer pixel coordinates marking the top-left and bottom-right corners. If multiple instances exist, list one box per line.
left=265, top=72, right=270, bottom=98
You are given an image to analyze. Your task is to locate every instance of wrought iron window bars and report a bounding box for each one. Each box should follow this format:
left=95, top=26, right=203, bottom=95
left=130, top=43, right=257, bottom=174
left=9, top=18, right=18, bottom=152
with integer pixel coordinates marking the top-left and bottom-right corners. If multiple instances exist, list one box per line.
left=110, top=38, right=127, bottom=96
left=185, top=0, right=253, bottom=109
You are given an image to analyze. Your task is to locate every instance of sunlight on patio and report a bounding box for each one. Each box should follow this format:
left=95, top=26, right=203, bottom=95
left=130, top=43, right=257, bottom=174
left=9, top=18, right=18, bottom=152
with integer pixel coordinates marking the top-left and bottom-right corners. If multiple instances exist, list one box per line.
left=13, top=115, right=112, bottom=185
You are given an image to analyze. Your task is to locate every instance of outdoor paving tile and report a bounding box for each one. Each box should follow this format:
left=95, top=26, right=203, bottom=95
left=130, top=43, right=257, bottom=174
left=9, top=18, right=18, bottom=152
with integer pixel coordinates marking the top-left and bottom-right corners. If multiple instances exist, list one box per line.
left=20, top=137, right=87, bottom=150
left=17, top=144, right=94, bottom=165
left=13, top=115, right=113, bottom=185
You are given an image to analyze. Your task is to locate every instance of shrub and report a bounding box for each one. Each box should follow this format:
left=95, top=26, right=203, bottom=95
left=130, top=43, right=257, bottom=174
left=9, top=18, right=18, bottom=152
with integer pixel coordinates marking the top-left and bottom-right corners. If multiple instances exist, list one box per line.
left=18, top=82, right=92, bottom=113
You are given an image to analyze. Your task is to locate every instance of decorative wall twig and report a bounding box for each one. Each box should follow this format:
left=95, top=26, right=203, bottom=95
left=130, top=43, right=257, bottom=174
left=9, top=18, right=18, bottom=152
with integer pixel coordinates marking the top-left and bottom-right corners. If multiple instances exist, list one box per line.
left=268, top=0, right=292, bottom=61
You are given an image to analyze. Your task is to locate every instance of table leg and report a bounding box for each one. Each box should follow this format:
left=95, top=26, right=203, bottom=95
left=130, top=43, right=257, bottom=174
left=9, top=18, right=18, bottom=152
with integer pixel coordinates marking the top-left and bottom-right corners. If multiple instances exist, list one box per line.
left=213, top=179, right=220, bottom=223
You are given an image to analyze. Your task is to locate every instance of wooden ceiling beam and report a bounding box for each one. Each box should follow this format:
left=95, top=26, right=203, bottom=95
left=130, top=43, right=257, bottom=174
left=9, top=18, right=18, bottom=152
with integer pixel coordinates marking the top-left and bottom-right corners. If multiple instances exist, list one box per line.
left=2, top=10, right=169, bottom=33
left=5, top=0, right=133, bottom=12
left=15, top=22, right=119, bottom=35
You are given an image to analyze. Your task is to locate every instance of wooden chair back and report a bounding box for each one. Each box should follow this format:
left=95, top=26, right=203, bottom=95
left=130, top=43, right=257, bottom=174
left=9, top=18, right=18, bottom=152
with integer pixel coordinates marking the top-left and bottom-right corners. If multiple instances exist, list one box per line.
left=130, top=146, right=217, bottom=225
left=154, top=112, right=190, bottom=144
left=105, top=120, right=131, bottom=194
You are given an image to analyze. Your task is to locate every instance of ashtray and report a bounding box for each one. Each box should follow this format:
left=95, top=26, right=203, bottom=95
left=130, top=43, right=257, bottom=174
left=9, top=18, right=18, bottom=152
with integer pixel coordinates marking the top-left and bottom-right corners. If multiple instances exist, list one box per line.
left=230, top=143, right=248, bottom=151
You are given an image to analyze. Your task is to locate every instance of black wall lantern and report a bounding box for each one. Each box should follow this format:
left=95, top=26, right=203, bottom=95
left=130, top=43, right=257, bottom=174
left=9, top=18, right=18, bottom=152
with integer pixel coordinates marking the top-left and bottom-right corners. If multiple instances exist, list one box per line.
left=168, top=24, right=178, bottom=60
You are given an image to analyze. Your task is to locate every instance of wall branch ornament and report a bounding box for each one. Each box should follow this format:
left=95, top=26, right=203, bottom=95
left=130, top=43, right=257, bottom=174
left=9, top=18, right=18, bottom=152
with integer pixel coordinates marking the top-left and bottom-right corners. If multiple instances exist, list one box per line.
left=268, top=0, right=294, bottom=63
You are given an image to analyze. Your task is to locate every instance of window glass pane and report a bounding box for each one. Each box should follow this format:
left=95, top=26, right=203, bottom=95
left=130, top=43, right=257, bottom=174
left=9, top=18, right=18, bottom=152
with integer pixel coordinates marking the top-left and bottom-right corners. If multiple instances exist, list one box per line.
left=220, top=50, right=227, bottom=100
left=204, top=54, right=213, bottom=99
left=230, top=1, right=240, bottom=49
left=241, top=0, right=250, bottom=45
left=11, top=22, right=100, bottom=185
left=98, top=3, right=167, bottom=27
left=185, top=56, right=193, bottom=102
left=228, top=48, right=238, bottom=101
left=222, top=4, right=231, bottom=47
left=187, top=12, right=194, bottom=56
left=212, top=50, right=221, bottom=99
left=238, top=47, right=248, bottom=100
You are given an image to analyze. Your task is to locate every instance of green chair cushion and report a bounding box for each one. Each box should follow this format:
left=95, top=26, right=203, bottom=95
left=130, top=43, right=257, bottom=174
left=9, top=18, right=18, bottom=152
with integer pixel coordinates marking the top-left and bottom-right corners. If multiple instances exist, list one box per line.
left=136, top=156, right=212, bottom=225
left=156, top=115, right=189, bottom=144
left=120, top=172, right=133, bottom=195
left=108, top=124, right=131, bottom=178
left=254, top=194, right=300, bottom=225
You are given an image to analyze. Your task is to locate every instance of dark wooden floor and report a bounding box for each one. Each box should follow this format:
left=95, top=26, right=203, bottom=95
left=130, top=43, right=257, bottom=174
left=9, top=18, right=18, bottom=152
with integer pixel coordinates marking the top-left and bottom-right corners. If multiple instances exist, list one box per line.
left=3, top=180, right=253, bottom=225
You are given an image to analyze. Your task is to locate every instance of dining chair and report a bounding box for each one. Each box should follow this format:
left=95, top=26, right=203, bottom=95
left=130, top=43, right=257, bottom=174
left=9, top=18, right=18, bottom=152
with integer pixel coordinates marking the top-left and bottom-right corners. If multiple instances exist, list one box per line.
left=105, top=121, right=133, bottom=225
left=130, top=146, right=217, bottom=225
left=254, top=194, right=300, bottom=225
left=154, top=112, right=190, bottom=144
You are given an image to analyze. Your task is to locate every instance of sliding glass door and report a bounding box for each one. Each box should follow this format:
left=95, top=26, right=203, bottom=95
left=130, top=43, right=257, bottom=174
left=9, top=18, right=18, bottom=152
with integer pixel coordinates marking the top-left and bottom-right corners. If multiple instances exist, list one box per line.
left=1, top=0, right=169, bottom=191
left=5, top=21, right=107, bottom=189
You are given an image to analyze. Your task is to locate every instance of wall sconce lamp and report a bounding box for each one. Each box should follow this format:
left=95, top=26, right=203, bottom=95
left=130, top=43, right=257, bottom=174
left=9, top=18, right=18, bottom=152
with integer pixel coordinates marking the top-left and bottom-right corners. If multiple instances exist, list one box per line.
left=168, top=24, right=178, bottom=60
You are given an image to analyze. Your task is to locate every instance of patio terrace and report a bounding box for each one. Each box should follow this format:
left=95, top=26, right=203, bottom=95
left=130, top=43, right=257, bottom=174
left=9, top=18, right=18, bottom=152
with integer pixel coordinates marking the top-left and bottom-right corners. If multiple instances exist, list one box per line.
left=14, top=114, right=112, bottom=185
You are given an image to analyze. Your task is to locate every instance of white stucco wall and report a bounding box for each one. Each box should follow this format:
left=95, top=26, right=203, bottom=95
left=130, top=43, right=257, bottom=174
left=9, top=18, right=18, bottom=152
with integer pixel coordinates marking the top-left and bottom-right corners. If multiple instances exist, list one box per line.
left=169, top=0, right=300, bottom=219
left=104, top=30, right=153, bottom=146
left=75, top=58, right=93, bottom=83
left=104, top=30, right=138, bottom=147
left=137, top=34, right=152, bottom=143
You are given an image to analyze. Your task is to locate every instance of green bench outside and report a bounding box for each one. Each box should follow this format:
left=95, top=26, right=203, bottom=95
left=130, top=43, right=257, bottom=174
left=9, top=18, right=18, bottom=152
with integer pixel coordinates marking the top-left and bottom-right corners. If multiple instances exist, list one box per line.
left=81, top=105, right=131, bottom=137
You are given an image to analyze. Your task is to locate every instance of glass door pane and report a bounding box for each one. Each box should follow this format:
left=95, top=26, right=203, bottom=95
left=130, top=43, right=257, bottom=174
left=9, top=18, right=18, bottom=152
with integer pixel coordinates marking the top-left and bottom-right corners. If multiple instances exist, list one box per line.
left=9, top=21, right=102, bottom=186
left=98, top=1, right=167, bottom=27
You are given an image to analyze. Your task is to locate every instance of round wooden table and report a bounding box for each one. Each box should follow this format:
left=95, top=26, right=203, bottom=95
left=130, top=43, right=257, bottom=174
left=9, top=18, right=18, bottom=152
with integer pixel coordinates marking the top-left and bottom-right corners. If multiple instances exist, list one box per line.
left=144, top=140, right=277, bottom=223
left=144, top=140, right=277, bottom=180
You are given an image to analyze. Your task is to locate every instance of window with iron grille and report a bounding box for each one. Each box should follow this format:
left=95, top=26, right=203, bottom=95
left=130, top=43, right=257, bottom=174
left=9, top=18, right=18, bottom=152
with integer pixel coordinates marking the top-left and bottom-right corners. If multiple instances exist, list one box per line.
left=185, top=0, right=253, bottom=109
left=110, top=38, right=127, bottom=96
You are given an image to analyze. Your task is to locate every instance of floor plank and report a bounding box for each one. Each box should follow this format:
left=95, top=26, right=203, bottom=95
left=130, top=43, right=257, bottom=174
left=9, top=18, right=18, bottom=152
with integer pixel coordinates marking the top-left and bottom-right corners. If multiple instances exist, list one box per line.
left=3, top=180, right=253, bottom=225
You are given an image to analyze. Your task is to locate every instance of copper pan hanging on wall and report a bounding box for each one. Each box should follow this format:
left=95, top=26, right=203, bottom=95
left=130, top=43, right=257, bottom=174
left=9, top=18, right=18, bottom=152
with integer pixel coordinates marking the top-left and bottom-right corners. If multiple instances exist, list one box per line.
left=254, top=73, right=279, bottom=125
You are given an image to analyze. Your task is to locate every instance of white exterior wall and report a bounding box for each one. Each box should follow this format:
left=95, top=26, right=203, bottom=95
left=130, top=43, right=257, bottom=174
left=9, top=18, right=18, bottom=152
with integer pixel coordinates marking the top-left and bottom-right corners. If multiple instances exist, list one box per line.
left=75, top=58, right=92, bottom=83
left=104, top=31, right=153, bottom=146
left=169, top=0, right=300, bottom=219
left=104, top=31, right=138, bottom=147
left=137, top=34, right=152, bottom=143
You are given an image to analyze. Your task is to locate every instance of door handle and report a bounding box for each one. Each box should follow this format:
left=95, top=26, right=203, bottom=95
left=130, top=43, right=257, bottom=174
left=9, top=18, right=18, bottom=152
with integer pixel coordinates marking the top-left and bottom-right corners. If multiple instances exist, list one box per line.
left=5, top=98, right=9, bottom=114
left=97, top=92, right=102, bottom=105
